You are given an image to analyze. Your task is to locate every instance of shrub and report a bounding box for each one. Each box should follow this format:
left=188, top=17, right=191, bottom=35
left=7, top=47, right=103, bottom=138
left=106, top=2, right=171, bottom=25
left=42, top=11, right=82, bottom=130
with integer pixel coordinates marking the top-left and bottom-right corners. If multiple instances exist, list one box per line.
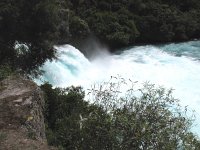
left=41, top=77, right=200, bottom=149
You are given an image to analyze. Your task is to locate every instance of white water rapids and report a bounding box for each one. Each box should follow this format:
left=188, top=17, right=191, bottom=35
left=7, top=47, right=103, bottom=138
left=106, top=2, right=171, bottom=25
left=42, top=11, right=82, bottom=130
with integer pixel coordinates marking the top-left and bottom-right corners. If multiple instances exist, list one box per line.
left=36, top=40, right=200, bottom=136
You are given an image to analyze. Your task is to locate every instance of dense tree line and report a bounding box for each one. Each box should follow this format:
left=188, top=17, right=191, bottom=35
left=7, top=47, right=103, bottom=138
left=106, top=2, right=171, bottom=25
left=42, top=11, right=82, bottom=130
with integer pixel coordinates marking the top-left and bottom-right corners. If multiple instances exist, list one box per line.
left=41, top=79, right=200, bottom=149
left=65, top=0, right=200, bottom=50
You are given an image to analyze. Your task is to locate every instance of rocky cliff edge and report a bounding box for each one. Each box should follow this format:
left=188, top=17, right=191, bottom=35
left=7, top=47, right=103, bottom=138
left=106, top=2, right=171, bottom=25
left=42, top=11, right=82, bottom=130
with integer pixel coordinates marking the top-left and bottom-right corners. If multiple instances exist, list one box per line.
left=0, top=76, right=55, bottom=150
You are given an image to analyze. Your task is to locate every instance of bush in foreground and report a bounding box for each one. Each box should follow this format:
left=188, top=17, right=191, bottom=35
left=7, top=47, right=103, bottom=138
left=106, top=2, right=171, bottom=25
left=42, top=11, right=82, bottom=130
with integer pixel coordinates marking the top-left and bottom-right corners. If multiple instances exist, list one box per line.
left=41, top=78, right=200, bottom=149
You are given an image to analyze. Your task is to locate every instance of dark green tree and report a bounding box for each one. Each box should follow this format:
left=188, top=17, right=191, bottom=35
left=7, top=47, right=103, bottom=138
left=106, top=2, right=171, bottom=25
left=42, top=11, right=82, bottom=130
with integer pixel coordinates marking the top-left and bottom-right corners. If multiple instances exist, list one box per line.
left=64, top=0, right=200, bottom=49
left=0, top=0, right=60, bottom=74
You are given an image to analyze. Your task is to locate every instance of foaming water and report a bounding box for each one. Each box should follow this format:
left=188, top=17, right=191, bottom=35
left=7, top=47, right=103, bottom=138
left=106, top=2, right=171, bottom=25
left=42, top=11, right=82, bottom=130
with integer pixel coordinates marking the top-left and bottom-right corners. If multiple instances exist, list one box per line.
left=37, top=40, right=200, bottom=135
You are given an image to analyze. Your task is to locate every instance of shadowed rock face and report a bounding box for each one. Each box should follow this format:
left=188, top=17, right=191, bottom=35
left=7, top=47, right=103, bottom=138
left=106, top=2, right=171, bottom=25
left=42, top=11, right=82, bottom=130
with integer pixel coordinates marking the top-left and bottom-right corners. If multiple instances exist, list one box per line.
left=0, top=76, right=55, bottom=150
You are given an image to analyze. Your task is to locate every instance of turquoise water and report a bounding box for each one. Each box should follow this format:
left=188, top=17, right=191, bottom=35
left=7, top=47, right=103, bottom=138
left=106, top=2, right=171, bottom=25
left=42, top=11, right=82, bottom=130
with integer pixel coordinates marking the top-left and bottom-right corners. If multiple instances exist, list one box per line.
left=37, top=40, right=200, bottom=136
left=160, top=41, right=200, bottom=59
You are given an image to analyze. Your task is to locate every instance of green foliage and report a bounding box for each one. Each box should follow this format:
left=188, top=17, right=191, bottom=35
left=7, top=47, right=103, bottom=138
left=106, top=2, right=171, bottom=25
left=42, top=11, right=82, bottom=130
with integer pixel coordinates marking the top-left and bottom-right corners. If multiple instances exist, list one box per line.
left=0, top=0, right=60, bottom=74
left=41, top=83, right=91, bottom=148
left=63, top=0, right=200, bottom=49
left=69, top=16, right=90, bottom=38
left=107, top=31, right=130, bottom=46
left=41, top=78, right=200, bottom=149
left=89, top=79, right=195, bottom=149
left=85, top=10, right=139, bottom=48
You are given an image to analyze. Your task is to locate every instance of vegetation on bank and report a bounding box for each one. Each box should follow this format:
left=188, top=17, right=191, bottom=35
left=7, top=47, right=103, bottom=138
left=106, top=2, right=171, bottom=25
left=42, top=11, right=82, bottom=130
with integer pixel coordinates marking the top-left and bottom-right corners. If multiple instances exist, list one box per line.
left=66, top=0, right=200, bottom=49
left=41, top=78, right=200, bottom=149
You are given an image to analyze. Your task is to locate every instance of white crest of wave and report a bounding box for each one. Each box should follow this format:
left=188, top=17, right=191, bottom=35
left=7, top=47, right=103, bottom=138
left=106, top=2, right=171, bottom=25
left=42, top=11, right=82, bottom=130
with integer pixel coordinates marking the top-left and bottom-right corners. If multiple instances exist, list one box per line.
left=37, top=43, right=200, bottom=135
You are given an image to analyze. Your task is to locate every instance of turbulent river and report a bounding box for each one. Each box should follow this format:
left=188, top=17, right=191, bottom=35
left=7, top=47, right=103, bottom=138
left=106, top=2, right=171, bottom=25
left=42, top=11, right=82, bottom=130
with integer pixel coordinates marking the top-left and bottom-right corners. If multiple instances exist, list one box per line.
left=36, top=40, right=200, bottom=136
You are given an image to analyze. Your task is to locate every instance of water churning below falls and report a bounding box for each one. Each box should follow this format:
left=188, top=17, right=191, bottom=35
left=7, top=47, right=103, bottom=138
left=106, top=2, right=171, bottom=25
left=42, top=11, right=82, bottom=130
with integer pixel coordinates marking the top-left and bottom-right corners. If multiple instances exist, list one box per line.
left=37, top=40, right=200, bottom=136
